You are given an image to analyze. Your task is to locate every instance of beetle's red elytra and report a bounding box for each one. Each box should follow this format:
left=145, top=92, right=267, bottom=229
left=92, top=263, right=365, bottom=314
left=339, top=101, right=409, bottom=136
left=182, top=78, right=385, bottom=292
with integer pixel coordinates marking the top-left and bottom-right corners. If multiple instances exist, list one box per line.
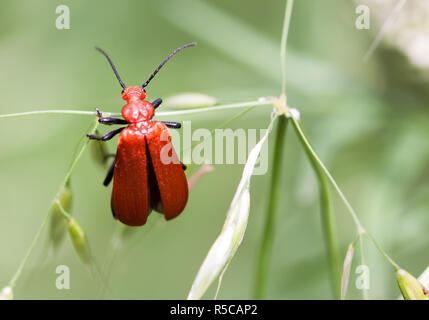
left=87, top=43, right=196, bottom=226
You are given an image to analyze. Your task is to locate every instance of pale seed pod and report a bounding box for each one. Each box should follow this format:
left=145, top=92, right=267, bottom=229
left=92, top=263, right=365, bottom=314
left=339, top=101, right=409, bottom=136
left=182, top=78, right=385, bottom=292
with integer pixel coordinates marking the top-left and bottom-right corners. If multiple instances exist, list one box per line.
left=187, top=116, right=275, bottom=300
left=164, top=93, right=216, bottom=109
left=396, top=268, right=428, bottom=300
left=0, top=286, right=13, bottom=300
left=187, top=189, right=250, bottom=300
left=341, top=242, right=356, bottom=300
left=67, top=218, right=91, bottom=264
left=49, top=181, right=73, bottom=252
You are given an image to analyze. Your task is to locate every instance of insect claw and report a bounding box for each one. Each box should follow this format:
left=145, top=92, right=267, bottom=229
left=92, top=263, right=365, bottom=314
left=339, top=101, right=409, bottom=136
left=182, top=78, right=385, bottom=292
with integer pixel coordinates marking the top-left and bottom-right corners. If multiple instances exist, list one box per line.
left=95, top=108, right=103, bottom=118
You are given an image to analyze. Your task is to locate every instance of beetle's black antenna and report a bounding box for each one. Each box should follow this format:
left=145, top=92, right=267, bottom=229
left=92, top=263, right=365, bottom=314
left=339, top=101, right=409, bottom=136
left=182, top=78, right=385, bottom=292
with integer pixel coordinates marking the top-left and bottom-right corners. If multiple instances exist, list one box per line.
left=95, top=46, right=126, bottom=90
left=142, top=42, right=197, bottom=89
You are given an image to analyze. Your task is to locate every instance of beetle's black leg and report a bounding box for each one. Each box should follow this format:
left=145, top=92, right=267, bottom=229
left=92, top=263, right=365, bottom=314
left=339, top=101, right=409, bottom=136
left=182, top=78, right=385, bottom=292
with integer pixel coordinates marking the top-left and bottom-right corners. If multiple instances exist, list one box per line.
left=103, top=158, right=115, bottom=186
left=181, top=162, right=187, bottom=171
left=99, top=117, right=128, bottom=125
left=96, top=108, right=128, bottom=125
left=163, top=121, right=181, bottom=129
left=152, top=98, right=162, bottom=109
left=87, top=127, right=124, bottom=141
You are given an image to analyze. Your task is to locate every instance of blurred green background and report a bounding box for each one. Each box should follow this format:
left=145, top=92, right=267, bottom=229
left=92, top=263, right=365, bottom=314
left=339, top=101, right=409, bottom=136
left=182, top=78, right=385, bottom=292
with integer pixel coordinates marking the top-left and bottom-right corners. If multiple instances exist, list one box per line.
left=0, top=0, right=428, bottom=299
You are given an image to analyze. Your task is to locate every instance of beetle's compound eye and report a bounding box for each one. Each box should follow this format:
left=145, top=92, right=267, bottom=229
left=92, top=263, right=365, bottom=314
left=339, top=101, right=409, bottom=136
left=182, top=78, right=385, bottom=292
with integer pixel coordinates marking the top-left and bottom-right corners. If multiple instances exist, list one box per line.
left=121, top=91, right=128, bottom=101
left=140, top=90, right=147, bottom=100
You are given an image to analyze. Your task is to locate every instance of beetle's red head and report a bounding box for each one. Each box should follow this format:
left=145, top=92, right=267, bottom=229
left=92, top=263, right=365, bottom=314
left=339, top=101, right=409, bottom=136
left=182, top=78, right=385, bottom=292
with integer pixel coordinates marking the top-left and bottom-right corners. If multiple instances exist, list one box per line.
left=121, top=87, right=153, bottom=123
left=121, top=86, right=147, bottom=101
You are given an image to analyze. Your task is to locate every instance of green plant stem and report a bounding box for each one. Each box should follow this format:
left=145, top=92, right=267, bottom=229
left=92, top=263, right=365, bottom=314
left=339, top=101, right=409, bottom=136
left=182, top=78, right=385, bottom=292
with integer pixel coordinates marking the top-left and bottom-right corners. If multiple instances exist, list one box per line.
left=253, top=0, right=295, bottom=299
left=254, top=116, right=288, bottom=299
left=365, top=231, right=400, bottom=271
left=55, top=201, right=72, bottom=221
left=317, top=163, right=341, bottom=298
left=8, top=119, right=99, bottom=289
left=0, top=110, right=102, bottom=118
left=0, top=99, right=271, bottom=119
left=8, top=205, right=52, bottom=289
left=158, top=99, right=270, bottom=116
left=280, top=0, right=294, bottom=95
left=290, top=115, right=401, bottom=275
left=290, top=116, right=363, bottom=233
left=295, top=120, right=341, bottom=298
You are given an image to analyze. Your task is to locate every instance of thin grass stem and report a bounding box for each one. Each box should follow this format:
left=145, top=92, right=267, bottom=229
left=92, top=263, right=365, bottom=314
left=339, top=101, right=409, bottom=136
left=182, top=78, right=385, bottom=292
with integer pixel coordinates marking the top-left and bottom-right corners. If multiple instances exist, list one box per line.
left=8, top=118, right=99, bottom=289
left=157, top=100, right=270, bottom=116
left=290, top=116, right=363, bottom=232
left=254, top=116, right=288, bottom=299
left=280, top=0, right=294, bottom=95
left=0, top=99, right=271, bottom=120
left=295, top=120, right=341, bottom=298
left=0, top=110, right=101, bottom=118
left=55, top=201, right=72, bottom=221
left=253, top=0, right=295, bottom=300
left=290, top=115, right=401, bottom=275
left=366, top=232, right=400, bottom=271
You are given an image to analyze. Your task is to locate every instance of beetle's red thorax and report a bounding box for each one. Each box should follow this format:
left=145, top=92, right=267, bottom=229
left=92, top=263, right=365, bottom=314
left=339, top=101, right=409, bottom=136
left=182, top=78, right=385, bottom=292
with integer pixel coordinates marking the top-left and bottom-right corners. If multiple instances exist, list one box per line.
left=121, top=86, right=154, bottom=123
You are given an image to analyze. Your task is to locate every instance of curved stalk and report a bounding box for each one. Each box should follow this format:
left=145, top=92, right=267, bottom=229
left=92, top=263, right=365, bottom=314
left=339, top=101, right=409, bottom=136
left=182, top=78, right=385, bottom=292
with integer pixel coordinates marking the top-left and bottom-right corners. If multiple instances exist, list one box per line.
left=8, top=119, right=99, bottom=289
left=294, top=120, right=341, bottom=298
left=0, top=99, right=271, bottom=119
left=254, top=116, right=288, bottom=299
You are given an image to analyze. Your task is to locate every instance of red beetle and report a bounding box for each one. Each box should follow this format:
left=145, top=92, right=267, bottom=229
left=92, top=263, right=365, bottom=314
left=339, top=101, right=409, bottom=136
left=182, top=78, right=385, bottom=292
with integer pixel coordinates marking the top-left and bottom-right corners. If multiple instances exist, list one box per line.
left=87, top=43, right=196, bottom=226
